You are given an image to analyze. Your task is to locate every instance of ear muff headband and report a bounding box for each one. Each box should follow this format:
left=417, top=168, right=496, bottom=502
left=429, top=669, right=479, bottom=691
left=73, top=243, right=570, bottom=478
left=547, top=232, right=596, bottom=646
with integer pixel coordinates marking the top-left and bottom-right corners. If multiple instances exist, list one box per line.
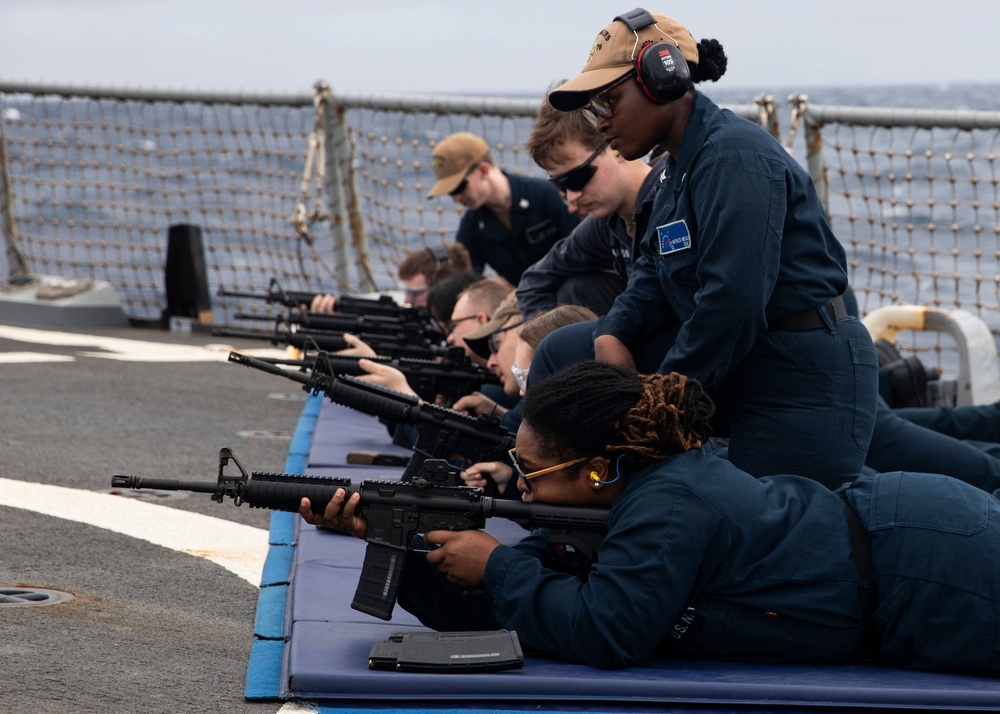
left=426, top=244, right=452, bottom=267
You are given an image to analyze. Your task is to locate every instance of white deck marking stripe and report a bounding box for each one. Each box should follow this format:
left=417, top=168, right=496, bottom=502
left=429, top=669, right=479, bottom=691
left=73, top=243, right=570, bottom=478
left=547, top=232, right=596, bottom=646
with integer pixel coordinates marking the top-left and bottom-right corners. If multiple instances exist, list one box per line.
left=0, top=352, right=76, bottom=363
left=0, top=477, right=269, bottom=585
left=0, top=325, right=290, bottom=362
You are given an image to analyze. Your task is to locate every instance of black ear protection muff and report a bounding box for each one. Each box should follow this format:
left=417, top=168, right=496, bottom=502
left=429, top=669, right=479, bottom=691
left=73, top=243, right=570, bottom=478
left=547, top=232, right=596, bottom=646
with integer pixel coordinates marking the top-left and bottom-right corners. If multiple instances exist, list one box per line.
left=426, top=244, right=451, bottom=266
left=424, top=244, right=453, bottom=282
left=613, top=8, right=692, bottom=104
left=426, top=244, right=452, bottom=268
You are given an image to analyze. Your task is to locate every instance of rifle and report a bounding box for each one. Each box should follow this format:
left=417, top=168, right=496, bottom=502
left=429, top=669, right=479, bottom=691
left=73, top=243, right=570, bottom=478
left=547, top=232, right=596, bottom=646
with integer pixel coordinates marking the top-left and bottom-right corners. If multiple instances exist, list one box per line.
left=264, top=350, right=500, bottom=404
left=233, top=311, right=444, bottom=342
left=228, top=352, right=513, bottom=485
left=111, top=448, right=609, bottom=620
left=218, top=278, right=428, bottom=320
left=213, top=325, right=463, bottom=361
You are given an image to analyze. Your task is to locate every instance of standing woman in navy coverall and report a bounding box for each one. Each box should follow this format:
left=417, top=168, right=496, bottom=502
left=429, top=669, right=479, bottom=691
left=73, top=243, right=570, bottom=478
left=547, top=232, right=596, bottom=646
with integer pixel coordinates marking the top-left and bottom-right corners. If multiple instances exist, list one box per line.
left=537, top=9, right=878, bottom=487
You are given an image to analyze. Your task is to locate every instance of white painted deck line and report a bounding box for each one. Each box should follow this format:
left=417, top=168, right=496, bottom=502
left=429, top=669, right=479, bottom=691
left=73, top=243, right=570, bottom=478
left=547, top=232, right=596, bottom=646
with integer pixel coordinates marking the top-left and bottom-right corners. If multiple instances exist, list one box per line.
left=0, top=477, right=269, bottom=586
left=0, top=324, right=290, bottom=362
left=0, top=352, right=76, bottom=363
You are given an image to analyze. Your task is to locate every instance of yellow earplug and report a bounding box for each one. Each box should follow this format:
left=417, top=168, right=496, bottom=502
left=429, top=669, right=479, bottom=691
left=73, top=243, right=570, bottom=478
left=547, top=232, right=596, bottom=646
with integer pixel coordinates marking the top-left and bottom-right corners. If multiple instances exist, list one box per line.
left=590, top=471, right=600, bottom=482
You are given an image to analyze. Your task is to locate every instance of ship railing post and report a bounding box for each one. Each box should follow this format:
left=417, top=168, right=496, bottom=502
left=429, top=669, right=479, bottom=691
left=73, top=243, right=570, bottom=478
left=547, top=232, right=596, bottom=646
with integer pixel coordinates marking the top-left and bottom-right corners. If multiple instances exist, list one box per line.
left=322, top=84, right=375, bottom=293
left=754, top=94, right=781, bottom=143
left=791, top=93, right=831, bottom=218
left=0, top=100, right=31, bottom=282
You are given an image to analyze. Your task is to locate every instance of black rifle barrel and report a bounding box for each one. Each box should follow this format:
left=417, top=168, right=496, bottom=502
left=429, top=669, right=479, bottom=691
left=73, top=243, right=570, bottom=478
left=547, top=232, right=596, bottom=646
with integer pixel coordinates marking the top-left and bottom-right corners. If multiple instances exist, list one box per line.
left=110, top=475, right=220, bottom=493
left=216, top=327, right=457, bottom=360
left=218, top=287, right=316, bottom=307
left=228, top=352, right=509, bottom=452
left=219, top=281, right=423, bottom=319
left=111, top=471, right=354, bottom=513
left=229, top=352, right=422, bottom=424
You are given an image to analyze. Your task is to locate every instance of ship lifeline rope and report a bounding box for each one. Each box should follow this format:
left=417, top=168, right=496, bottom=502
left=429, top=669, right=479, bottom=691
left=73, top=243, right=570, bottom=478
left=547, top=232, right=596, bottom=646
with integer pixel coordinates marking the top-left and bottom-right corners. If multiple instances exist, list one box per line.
left=291, top=82, right=351, bottom=292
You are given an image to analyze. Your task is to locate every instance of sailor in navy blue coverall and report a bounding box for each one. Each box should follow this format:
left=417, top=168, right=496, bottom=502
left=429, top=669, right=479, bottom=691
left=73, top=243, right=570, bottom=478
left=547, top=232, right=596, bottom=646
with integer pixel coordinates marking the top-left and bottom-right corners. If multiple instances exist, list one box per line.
left=426, top=132, right=577, bottom=286
left=515, top=155, right=665, bottom=318
left=455, top=171, right=579, bottom=286
left=537, top=15, right=878, bottom=487
left=356, top=362, right=1000, bottom=675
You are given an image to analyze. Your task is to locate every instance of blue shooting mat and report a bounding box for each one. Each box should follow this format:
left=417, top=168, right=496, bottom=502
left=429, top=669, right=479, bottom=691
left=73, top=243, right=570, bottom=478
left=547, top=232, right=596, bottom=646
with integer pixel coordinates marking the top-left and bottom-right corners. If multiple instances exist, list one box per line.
left=247, top=394, right=1000, bottom=711
left=308, top=391, right=411, bottom=468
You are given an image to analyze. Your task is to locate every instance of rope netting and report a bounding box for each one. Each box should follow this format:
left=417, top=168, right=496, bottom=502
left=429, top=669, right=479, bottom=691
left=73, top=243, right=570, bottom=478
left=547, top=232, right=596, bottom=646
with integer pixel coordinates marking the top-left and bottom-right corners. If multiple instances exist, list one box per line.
left=819, top=120, right=1000, bottom=365
left=0, top=88, right=329, bottom=324
left=348, top=107, right=545, bottom=285
left=13, top=79, right=996, bottom=361
left=1, top=83, right=770, bottom=329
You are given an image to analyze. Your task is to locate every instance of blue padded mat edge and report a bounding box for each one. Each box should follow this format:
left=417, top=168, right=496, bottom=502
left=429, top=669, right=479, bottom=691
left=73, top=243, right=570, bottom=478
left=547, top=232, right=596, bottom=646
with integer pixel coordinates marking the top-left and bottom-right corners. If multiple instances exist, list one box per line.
left=244, top=392, right=322, bottom=700
left=253, top=584, right=289, bottom=640
left=244, top=639, right=284, bottom=701
left=260, top=542, right=293, bottom=585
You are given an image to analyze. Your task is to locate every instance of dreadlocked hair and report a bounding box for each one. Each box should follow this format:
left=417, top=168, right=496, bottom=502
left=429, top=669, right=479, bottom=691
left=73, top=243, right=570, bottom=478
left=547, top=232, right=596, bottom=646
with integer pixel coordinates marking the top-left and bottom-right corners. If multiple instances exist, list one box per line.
left=607, top=372, right=714, bottom=464
left=521, top=361, right=714, bottom=471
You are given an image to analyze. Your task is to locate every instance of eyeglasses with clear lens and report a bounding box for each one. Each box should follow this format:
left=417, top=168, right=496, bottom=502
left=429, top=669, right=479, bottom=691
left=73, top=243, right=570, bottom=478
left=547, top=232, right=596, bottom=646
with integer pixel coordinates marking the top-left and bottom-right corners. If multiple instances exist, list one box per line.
left=508, top=448, right=591, bottom=493
left=548, top=140, right=609, bottom=194
left=446, top=314, right=479, bottom=333
left=403, top=286, right=429, bottom=304
left=487, top=320, right=524, bottom=355
left=579, top=72, right=634, bottom=126
left=487, top=331, right=503, bottom=355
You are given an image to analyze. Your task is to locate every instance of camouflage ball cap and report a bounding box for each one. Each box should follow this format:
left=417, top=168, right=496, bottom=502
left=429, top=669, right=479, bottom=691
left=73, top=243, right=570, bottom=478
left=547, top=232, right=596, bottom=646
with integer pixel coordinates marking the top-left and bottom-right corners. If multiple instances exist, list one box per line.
left=427, top=132, right=491, bottom=198
left=548, top=10, right=698, bottom=112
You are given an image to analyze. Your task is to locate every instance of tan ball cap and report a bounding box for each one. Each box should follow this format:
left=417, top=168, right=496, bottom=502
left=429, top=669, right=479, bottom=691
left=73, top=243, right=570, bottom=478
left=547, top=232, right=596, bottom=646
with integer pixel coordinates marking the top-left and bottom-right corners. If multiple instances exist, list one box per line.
left=548, top=11, right=698, bottom=112
left=427, top=133, right=491, bottom=198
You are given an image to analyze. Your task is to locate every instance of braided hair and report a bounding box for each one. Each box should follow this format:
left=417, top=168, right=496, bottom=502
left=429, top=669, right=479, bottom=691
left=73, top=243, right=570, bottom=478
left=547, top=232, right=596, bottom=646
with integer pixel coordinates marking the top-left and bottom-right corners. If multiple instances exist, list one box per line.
left=521, top=361, right=714, bottom=472
left=690, top=38, right=728, bottom=85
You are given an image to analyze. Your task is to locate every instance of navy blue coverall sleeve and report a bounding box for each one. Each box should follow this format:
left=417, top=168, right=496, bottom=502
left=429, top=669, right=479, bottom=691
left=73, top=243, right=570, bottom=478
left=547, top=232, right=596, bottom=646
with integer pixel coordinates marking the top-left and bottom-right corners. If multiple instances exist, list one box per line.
left=516, top=217, right=619, bottom=317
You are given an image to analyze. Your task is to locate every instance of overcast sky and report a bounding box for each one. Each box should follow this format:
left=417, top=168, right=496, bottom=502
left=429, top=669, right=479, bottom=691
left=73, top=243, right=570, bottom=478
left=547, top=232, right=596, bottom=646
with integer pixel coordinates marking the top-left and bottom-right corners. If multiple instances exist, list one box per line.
left=3, top=0, right=998, bottom=99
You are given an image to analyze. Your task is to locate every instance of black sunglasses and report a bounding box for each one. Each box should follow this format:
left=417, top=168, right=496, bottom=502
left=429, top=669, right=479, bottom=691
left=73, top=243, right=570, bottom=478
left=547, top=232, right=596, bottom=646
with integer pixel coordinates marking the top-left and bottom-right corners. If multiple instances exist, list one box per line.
left=449, top=164, right=481, bottom=196
left=548, top=141, right=609, bottom=193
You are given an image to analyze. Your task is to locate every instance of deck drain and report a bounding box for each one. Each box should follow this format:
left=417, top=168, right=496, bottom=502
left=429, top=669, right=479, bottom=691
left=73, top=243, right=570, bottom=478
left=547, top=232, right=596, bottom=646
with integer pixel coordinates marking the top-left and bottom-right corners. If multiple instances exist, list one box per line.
left=0, top=587, right=74, bottom=606
left=268, top=392, right=307, bottom=402
left=105, top=487, right=189, bottom=502
left=238, top=429, right=294, bottom=440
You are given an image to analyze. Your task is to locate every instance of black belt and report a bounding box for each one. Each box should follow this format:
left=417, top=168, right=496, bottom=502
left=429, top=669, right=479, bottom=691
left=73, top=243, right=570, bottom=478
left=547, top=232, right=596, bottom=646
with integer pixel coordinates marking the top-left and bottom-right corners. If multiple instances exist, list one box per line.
left=838, top=491, right=881, bottom=658
left=769, top=295, right=847, bottom=332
